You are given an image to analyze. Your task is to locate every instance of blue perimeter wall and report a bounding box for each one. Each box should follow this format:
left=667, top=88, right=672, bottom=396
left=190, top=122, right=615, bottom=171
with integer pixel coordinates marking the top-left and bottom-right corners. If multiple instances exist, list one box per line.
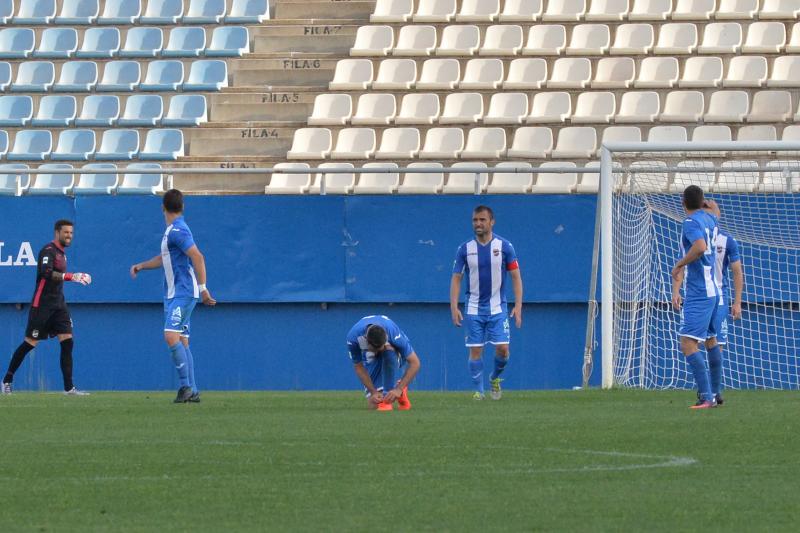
left=0, top=195, right=601, bottom=391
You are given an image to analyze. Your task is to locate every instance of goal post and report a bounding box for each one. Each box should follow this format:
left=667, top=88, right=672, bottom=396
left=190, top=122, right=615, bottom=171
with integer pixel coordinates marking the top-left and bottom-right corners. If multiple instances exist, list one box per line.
left=596, top=141, right=800, bottom=390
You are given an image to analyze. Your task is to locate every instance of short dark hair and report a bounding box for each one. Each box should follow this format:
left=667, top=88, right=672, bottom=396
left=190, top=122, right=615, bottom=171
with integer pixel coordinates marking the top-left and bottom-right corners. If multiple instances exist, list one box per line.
left=54, top=219, right=73, bottom=231
left=473, top=205, right=494, bottom=220
left=682, top=185, right=704, bottom=210
left=163, top=189, right=184, bottom=214
left=366, top=325, right=388, bottom=349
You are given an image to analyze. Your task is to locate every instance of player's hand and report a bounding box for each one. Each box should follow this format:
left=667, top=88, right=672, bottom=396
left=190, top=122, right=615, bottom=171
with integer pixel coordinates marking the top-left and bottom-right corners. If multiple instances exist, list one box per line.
left=201, top=289, right=216, bottom=306
left=368, top=391, right=384, bottom=405
left=451, top=307, right=462, bottom=327
left=672, top=292, right=682, bottom=311
left=671, top=265, right=683, bottom=280
left=511, top=305, right=522, bottom=328
left=130, top=264, right=141, bottom=279
left=731, top=302, right=742, bottom=320
left=70, top=273, right=92, bottom=286
left=383, top=387, right=403, bottom=404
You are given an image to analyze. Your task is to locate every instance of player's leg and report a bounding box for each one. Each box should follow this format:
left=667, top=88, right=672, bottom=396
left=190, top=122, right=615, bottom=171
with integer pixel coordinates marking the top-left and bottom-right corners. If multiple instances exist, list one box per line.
left=49, top=307, right=87, bottom=395
left=364, top=357, right=390, bottom=410
left=680, top=297, right=716, bottom=408
left=164, top=298, right=192, bottom=403
left=380, top=350, right=399, bottom=409
left=705, top=301, right=727, bottom=404
left=179, top=299, right=199, bottom=401
left=465, top=314, right=487, bottom=399
left=3, top=307, right=47, bottom=393
left=488, top=313, right=511, bottom=400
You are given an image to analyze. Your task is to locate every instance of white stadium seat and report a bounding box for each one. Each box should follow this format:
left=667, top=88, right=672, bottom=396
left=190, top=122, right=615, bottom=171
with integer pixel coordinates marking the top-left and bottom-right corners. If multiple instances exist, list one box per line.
left=691, top=125, right=732, bottom=142
left=704, top=91, right=748, bottom=122
left=479, top=24, right=523, bottom=55
left=526, top=91, right=571, bottom=123
left=310, top=163, right=355, bottom=195
left=747, top=91, right=792, bottom=122
left=329, top=59, right=372, bottom=90
left=435, top=25, right=480, bottom=56
left=737, top=125, right=777, bottom=141
left=265, top=163, right=311, bottom=195
left=374, top=127, right=420, bottom=159
left=610, top=23, right=654, bottom=54
left=572, top=91, right=616, bottom=123
left=759, top=0, right=800, bottom=20
left=787, top=23, right=800, bottom=53
left=742, top=22, right=785, bottom=53
left=697, top=22, right=742, bottom=54
left=413, top=0, right=456, bottom=22
left=287, top=128, right=331, bottom=159
left=670, top=160, right=715, bottom=193
left=398, top=162, right=444, bottom=194
left=551, top=127, right=597, bottom=158
left=460, top=58, right=504, bottom=89
left=416, top=58, right=460, bottom=89
left=591, top=57, right=634, bottom=88
left=567, top=24, right=610, bottom=55
left=615, top=91, right=660, bottom=123
left=506, top=126, right=553, bottom=158
left=350, top=25, right=393, bottom=56
left=660, top=91, right=704, bottom=122
left=502, top=58, right=547, bottom=89
left=487, top=162, right=532, bottom=193
left=522, top=24, right=566, bottom=55
left=634, top=57, right=678, bottom=88
left=672, top=0, right=714, bottom=20
left=461, top=127, right=506, bottom=159
left=483, top=92, right=528, bottom=124
left=351, top=93, right=396, bottom=125
left=547, top=57, right=591, bottom=88
left=586, top=0, right=628, bottom=21
left=647, top=125, right=687, bottom=142
left=767, top=56, right=800, bottom=88
left=678, top=57, right=722, bottom=88
left=628, top=0, right=671, bottom=21
left=722, top=56, right=767, bottom=88
left=714, top=160, right=759, bottom=192
left=395, top=93, right=440, bottom=124
left=393, top=25, right=436, bottom=56
left=372, top=59, right=417, bottom=90
left=371, top=0, right=413, bottom=22
left=716, top=0, right=758, bottom=20
left=499, top=0, right=543, bottom=22
left=439, top=92, right=484, bottom=124
left=442, top=161, right=488, bottom=193
left=654, top=23, right=697, bottom=55
left=532, top=161, right=577, bottom=193
left=457, top=0, right=500, bottom=22
left=354, top=162, right=399, bottom=193
left=542, top=0, right=587, bottom=22
left=418, top=127, right=464, bottom=158
left=308, top=94, right=352, bottom=126
left=330, top=128, right=377, bottom=159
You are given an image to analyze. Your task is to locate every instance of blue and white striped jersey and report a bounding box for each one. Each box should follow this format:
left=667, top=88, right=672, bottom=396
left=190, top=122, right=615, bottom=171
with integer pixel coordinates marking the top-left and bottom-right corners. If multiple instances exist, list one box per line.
left=681, top=210, right=719, bottom=300
left=161, top=216, right=199, bottom=300
left=453, top=234, right=519, bottom=316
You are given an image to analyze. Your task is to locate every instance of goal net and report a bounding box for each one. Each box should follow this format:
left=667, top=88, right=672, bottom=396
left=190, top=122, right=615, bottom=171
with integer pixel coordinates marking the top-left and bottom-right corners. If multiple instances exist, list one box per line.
left=600, top=143, right=800, bottom=390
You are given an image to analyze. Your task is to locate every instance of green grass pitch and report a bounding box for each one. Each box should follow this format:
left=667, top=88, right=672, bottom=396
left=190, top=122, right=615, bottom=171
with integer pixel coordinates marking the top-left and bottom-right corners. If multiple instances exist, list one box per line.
left=1, top=389, right=798, bottom=532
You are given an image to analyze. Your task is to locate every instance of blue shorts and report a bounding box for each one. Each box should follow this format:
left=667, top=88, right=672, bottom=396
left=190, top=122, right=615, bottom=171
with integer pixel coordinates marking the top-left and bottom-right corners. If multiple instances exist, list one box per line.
left=679, top=296, right=718, bottom=342
left=710, top=296, right=729, bottom=345
left=362, top=349, right=401, bottom=397
left=164, top=297, right=198, bottom=338
left=464, top=313, right=510, bottom=347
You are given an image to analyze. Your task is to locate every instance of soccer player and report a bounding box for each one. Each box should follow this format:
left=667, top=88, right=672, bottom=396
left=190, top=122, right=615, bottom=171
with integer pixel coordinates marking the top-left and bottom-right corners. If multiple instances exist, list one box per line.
left=670, top=186, right=722, bottom=409
left=346, top=315, right=421, bottom=411
left=130, top=189, right=216, bottom=403
left=450, top=206, right=523, bottom=400
left=2, top=220, right=92, bottom=395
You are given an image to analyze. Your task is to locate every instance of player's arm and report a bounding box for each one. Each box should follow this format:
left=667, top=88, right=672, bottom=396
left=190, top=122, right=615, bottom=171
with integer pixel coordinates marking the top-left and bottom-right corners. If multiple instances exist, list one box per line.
left=41, top=248, right=91, bottom=286
left=352, top=362, right=383, bottom=404
left=449, top=273, right=463, bottom=326
left=383, top=353, right=420, bottom=403
left=509, top=268, right=523, bottom=328
left=672, top=266, right=685, bottom=310
left=185, top=244, right=216, bottom=306
left=731, top=260, right=743, bottom=320
left=130, top=255, right=162, bottom=278
left=671, top=238, right=706, bottom=279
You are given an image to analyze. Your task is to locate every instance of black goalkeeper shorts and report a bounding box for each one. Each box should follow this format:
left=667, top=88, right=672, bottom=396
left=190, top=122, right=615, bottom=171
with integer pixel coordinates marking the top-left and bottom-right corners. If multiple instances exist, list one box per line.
left=25, top=305, right=73, bottom=340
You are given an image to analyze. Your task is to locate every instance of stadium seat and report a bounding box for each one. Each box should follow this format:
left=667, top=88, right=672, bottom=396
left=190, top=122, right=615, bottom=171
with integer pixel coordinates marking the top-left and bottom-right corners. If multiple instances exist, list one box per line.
left=119, top=94, right=163, bottom=126
left=576, top=162, right=600, bottom=193
left=716, top=0, right=758, bottom=20
left=207, top=26, right=249, bottom=57
left=52, top=129, right=95, bottom=161
left=54, top=61, right=98, bottom=91
left=392, top=25, right=436, bottom=56
left=34, top=28, right=78, bottom=59
left=678, top=57, right=722, bottom=88
left=32, top=94, right=76, bottom=126
left=591, top=57, right=634, bottom=88
left=532, top=161, right=578, bottom=193
left=436, top=25, right=480, bottom=56
left=567, top=24, right=610, bottom=55
left=183, top=0, right=225, bottom=23
left=480, top=24, right=523, bottom=55
left=163, top=27, right=206, bottom=58
left=522, top=24, right=565, bottom=55
left=11, top=62, right=55, bottom=92
left=737, top=125, right=777, bottom=141
left=350, top=25, right=393, bottom=56
left=439, top=92, right=483, bottom=124
left=0, top=95, right=31, bottom=126
left=460, top=58, right=503, bottom=89
left=95, top=129, right=139, bottom=160
left=457, top=0, right=499, bottom=21
left=526, top=91, right=571, bottom=123
left=704, top=91, right=749, bottom=122
left=76, top=28, right=120, bottom=58
left=572, top=91, right=616, bottom=123
left=329, top=59, right=372, bottom=90
left=141, top=0, right=184, bottom=24
left=140, top=60, right=183, bottom=91
left=13, top=0, right=55, bottom=24
left=615, top=91, right=660, bottom=123
left=600, top=126, right=642, bottom=151
left=374, top=127, right=420, bottom=159
left=629, top=161, right=668, bottom=192
left=747, top=90, right=792, bottom=122
left=697, top=22, right=742, bottom=54
left=371, top=0, right=412, bottom=22
left=28, top=164, right=74, bottom=195
left=654, top=23, right=697, bottom=54
left=353, top=162, right=400, bottom=194
left=416, top=58, right=460, bottom=89
left=120, top=27, right=164, bottom=58
left=506, top=126, right=552, bottom=158
left=75, top=94, right=119, bottom=126
left=628, top=0, right=671, bottom=20
left=372, top=59, right=416, bottom=89
left=610, top=23, right=654, bottom=54
left=484, top=92, right=528, bottom=124
left=310, top=162, right=355, bottom=194
left=586, top=0, right=628, bottom=21
left=670, top=161, right=715, bottom=192
left=442, top=161, right=488, bottom=193
left=0, top=0, right=12, bottom=24
left=691, top=125, right=732, bottom=142
left=265, top=163, right=311, bottom=194
left=74, top=163, right=118, bottom=195
left=659, top=91, right=704, bottom=122
left=330, top=128, right=376, bottom=159
left=0, top=28, right=34, bottom=58
left=647, top=125, right=687, bottom=142
left=767, top=57, right=800, bottom=88
left=547, top=58, right=591, bottom=88
left=487, top=162, right=532, bottom=193
left=418, top=127, right=464, bottom=158
left=542, top=0, right=586, bottom=21
left=139, top=129, right=183, bottom=160
left=714, top=160, right=759, bottom=192
left=722, top=56, right=767, bottom=87
left=96, top=60, right=140, bottom=91
left=118, top=163, right=164, bottom=194
left=183, top=59, right=227, bottom=91
left=395, top=93, right=440, bottom=124
left=788, top=23, right=800, bottom=53
left=759, top=0, right=800, bottom=20
left=672, top=0, right=714, bottom=20
left=287, top=128, right=332, bottom=159
left=461, top=127, right=506, bottom=158
left=97, top=0, right=141, bottom=24
left=308, top=94, right=352, bottom=126
left=499, top=0, right=543, bottom=21
left=8, top=130, right=52, bottom=161
left=742, top=22, right=785, bottom=53
left=163, top=94, right=206, bottom=126
left=351, top=93, right=396, bottom=125
left=398, top=162, right=443, bottom=194
left=762, top=160, right=800, bottom=192
left=0, top=163, right=29, bottom=196
left=0, top=62, right=11, bottom=90
left=552, top=127, right=596, bottom=158
left=413, top=0, right=456, bottom=22
left=502, top=58, right=546, bottom=89
left=225, top=0, right=268, bottom=23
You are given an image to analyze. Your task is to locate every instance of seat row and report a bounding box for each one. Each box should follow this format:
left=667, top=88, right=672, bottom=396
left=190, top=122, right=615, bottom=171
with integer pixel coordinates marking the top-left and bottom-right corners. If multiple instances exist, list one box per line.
left=0, top=26, right=249, bottom=59
left=0, top=94, right=206, bottom=127
left=0, top=128, right=183, bottom=160
left=351, top=22, right=800, bottom=58
left=0, top=59, right=227, bottom=92
left=0, top=163, right=166, bottom=196
left=372, top=0, right=800, bottom=23
left=0, top=0, right=268, bottom=25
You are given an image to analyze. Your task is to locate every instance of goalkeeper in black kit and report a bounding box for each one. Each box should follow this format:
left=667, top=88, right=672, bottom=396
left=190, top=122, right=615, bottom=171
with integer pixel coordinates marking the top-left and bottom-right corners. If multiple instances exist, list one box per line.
left=2, top=220, right=92, bottom=395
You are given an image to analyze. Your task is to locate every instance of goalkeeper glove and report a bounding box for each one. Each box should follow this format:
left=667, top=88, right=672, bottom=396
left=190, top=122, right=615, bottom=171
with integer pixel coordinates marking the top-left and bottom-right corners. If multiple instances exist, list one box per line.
left=64, top=272, right=92, bottom=286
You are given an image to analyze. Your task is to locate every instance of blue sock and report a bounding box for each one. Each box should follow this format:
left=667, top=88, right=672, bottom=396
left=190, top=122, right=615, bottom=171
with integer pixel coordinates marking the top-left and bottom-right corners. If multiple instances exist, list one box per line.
left=169, top=342, right=190, bottom=388
left=707, top=345, right=723, bottom=396
left=686, top=352, right=712, bottom=401
left=184, top=344, right=198, bottom=393
left=469, top=359, right=484, bottom=394
left=381, top=351, right=398, bottom=392
left=490, top=355, right=509, bottom=380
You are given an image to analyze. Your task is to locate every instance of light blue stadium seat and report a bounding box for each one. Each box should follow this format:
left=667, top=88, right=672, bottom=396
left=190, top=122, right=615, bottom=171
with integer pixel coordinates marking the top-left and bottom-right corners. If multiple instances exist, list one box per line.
left=54, top=61, right=98, bottom=91
left=96, top=129, right=139, bottom=160
left=139, top=129, right=183, bottom=160
left=56, top=0, right=99, bottom=24
left=0, top=62, right=9, bottom=91
left=120, top=27, right=163, bottom=58
left=0, top=164, right=30, bottom=196
left=183, top=59, right=227, bottom=91
left=226, top=0, right=269, bottom=23
left=11, top=62, right=55, bottom=92
left=76, top=27, right=121, bottom=58
left=206, top=26, right=249, bottom=57
left=98, top=0, right=141, bottom=24
left=0, top=28, right=35, bottom=59
left=32, top=94, right=76, bottom=126
left=141, top=0, right=183, bottom=24
left=0, top=0, right=13, bottom=24
left=183, top=0, right=225, bottom=23
left=119, top=94, right=163, bottom=126
left=96, top=60, right=140, bottom=91
left=118, top=163, right=164, bottom=194
left=74, top=163, right=118, bottom=195
left=13, top=0, right=56, bottom=24
left=8, top=130, right=53, bottom=161
left=75, top=94, right=119, bottom=126
left=140, top=60, right=183, bottom=91
left=28, top=164, right=74, bottom=195
left=0, top=95, right=32, bottom=126
left=162, top=94, right=206, bottom=126
left=52, top=129, right=95, bottom=161
left=34, top=28, right=79, bottom=59
left=0, top=130, right=8, bottom=156
left=163, top=27, right=206, bottom=57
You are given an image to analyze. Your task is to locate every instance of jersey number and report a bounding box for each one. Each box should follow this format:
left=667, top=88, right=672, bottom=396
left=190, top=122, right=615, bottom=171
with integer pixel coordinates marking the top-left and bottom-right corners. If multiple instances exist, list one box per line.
left=704, top=227, right=718, bottom=256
